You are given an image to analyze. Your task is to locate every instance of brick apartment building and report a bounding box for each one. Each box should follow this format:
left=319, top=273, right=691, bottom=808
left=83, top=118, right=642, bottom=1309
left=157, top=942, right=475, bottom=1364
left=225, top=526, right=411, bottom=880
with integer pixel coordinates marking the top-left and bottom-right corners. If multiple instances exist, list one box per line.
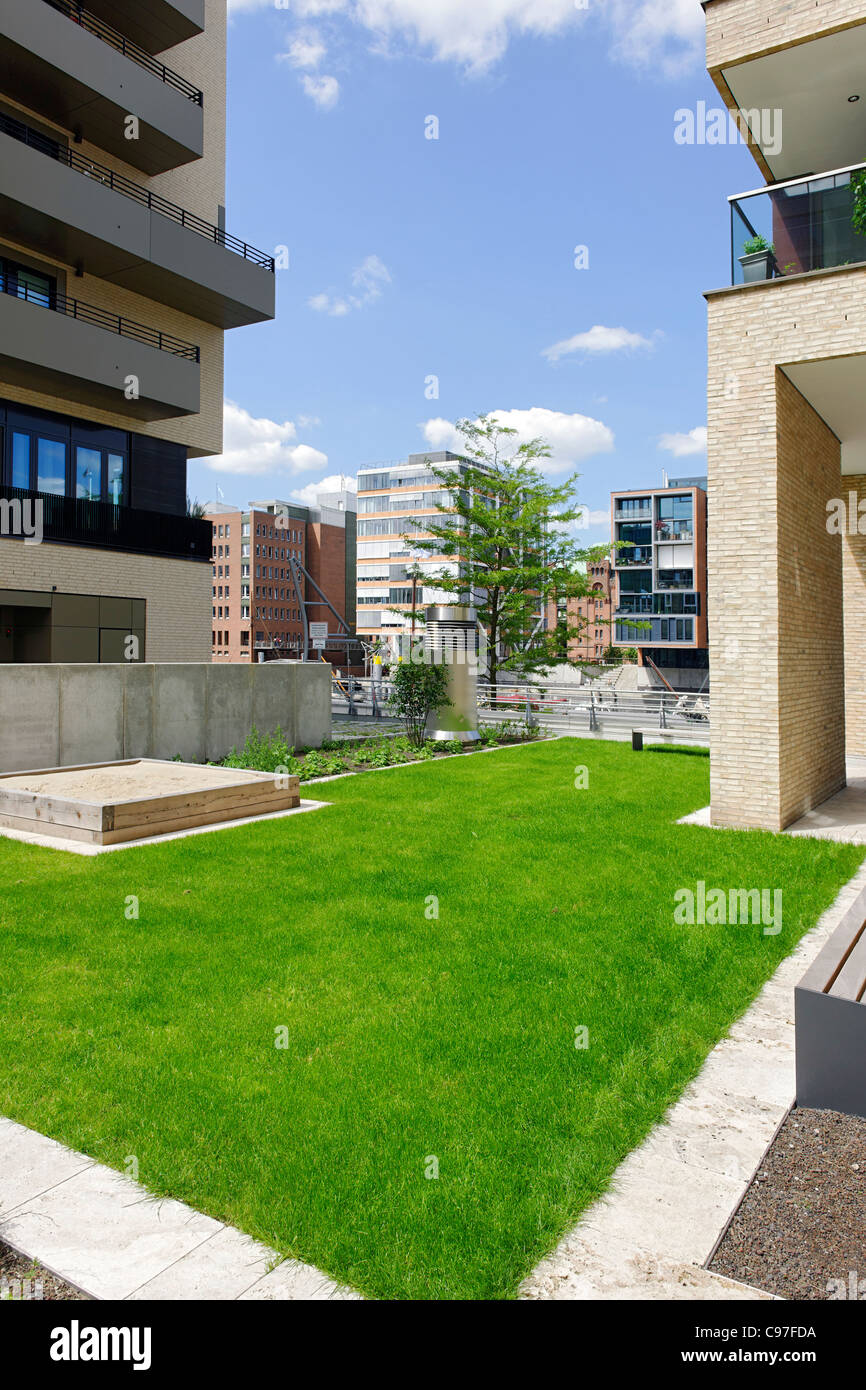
left=564, top=558, right=613, bottom=662
left=204, top=489, right=357, bottom=662
left=0, top=0, right=274, bottom=661
left=703, top=0, right=866, bottom=828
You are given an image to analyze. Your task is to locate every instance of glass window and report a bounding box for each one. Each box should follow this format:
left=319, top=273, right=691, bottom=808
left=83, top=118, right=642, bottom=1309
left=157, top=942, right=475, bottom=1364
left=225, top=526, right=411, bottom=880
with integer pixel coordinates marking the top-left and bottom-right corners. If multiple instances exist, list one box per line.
left=11, top=433, right=30, bottom=489
left=75, top=446, right=102, bottom=501
left=107, top=454, right=124, bottom=504
left=37, top=437, right=65, bottom=496
left=16, top=266, right=52, bottom=308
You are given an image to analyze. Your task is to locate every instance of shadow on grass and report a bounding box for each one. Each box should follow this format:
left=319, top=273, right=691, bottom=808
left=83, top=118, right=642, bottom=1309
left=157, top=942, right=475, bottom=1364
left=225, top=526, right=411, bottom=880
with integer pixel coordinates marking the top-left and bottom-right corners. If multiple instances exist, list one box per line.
left=644, top=745, right=709, bottom=759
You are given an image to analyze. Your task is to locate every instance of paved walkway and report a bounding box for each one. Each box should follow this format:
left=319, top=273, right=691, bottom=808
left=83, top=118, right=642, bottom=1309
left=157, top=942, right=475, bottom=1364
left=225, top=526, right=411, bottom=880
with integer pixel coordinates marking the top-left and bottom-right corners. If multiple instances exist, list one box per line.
left=519, top=857, right=866, bottom=1299
left=680, top=756, right=866, bottom=845
left=0, top=1122, right=358, bottom=1301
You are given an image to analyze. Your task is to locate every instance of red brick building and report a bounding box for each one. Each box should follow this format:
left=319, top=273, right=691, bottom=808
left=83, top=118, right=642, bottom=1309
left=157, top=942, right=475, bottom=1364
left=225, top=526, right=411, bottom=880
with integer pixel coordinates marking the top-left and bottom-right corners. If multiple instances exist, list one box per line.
left=566, top=558, right=614, bottom=662
left=204, top=490, right=356, bottom=662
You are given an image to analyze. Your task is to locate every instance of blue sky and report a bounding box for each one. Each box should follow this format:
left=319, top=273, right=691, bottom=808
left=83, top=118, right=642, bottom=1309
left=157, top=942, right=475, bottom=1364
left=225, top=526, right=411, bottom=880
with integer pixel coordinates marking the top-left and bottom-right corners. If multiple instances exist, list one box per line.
left=189, top=0, right=761, bottom=544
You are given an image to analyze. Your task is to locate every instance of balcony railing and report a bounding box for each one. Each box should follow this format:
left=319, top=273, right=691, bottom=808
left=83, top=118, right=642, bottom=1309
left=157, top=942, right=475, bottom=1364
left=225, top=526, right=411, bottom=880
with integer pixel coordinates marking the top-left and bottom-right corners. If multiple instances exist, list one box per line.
left=654, top=525, right=693, bottom=541
left=0, top=109, right=274, bottom=271
left=614, top=505, right=651, bottom=519
left=615, top=593, right=699, bottom=616
left=2, top=276, right=200, bottom=360
left=730, top=162, right=866, bottom=285
left=615, top=547, right=653, bottom=566
left=0, top=485, right=211, bottom=560
left=43, top=0, right=203, bottom=105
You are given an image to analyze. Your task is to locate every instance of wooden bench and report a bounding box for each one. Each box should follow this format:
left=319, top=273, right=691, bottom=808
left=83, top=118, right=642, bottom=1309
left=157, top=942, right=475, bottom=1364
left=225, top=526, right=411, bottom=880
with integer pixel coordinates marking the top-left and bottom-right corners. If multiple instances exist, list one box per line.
left=795, top=891, right=866, bottom=1119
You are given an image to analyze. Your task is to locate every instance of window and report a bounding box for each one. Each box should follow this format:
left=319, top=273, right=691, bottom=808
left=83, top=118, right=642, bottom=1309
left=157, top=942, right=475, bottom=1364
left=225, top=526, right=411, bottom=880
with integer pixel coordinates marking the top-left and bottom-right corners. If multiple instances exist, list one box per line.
left=11, top=433, right=30, bottom=489
left=37, top=437, right=66, bottom=496
left=74, top=447, right=100, bottom=503
left=0, top=257, right=55, bottom=308
left=107, top=453, right=124, bottom=504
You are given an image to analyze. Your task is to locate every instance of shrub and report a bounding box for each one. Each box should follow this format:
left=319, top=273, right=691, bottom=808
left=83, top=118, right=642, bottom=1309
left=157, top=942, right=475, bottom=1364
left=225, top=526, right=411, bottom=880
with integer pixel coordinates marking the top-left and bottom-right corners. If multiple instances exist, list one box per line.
left=389, top=662, right=450, bottom=747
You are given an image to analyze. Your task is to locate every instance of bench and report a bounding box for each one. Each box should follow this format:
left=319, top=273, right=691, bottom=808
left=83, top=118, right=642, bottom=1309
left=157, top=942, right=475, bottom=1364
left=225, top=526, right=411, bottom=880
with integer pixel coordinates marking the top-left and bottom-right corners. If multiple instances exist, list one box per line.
left=795, top=891, right=866, bottom=1119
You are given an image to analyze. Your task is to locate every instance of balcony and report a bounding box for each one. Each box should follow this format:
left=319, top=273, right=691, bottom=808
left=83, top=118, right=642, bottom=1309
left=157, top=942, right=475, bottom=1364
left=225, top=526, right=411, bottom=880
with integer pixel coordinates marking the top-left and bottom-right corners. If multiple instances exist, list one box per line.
left=81, top=0, right=204, bottom=53
left=615, top=593, right=699, bottom=617
left=730, top=164, right=866, bottom=286
left=0, top=0, right=204, bottom=174
left=614, top=503, right=651, bottom=519
left=0, top=112, right=275, bottom=328
left=0, top=280, right=200, bottom=420
left=654, top=523, right=693, bottom=542
left=615, top=546, right=653, bottom=567
left=0, top=484, right=211, bottom=560
left=615, top=618, right=694, bottom=645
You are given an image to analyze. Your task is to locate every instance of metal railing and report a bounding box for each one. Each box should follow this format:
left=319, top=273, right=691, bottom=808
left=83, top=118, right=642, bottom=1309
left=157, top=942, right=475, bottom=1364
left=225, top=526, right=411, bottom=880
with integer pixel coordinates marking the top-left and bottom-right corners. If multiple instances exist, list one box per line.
left=330, top=676, right=710, bottom=740
left=0, top=110, right=274, bottom=270
left=0, top=484, right=212, bottom=560
left=2, top=276, right=200, bottom=360
left=475, top=682, right=710, bottom=738
left=44, top=0, right=203, bottom=104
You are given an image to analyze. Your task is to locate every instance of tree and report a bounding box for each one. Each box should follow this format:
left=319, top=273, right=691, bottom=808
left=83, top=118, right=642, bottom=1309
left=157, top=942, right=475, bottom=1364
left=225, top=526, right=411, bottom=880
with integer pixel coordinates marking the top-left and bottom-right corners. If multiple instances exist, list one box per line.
left=389, top=661, right=450, bottom=747
left=405, top=415, right=609, bottom=684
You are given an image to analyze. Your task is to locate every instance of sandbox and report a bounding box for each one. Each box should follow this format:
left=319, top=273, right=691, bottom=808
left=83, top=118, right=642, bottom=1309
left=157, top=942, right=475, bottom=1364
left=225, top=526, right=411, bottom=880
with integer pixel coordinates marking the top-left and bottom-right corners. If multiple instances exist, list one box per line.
left=0, top=759, right=301, bottom=846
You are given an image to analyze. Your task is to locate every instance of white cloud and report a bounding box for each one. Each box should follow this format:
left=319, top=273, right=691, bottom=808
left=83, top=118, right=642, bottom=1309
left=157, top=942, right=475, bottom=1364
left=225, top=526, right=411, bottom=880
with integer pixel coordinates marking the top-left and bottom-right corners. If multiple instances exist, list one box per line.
left=280, top=35, right=328, bottom=68
left=229, top=1, right=700, bottom=73
left=658, top=425, right=707, bottom=457
left=309, top=253, right=391, bottom=315
left=298, top=414, right=322, bottom=428
left=301, top=73, right=341, bottom=108
left=606, top=0, right=704, bottom=77
left=206, top=401, right=329, bottom=476
left=543, top=325, right=654, bottom=363
left=291, top=473, right=357, bottom=505
left=421, top=407, right=614, bottom=473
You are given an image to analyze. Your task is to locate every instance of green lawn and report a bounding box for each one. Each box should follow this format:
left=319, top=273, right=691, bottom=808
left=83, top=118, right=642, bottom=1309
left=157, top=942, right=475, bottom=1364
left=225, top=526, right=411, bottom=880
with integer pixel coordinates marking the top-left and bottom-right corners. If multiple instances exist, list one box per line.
left=0, top=739, right=861, bottom=1300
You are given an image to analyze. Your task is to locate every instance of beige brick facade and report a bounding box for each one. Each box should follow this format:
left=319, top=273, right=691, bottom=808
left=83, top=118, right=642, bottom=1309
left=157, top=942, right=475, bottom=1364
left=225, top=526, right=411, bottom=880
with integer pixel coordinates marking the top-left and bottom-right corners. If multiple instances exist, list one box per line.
left=706, top=0, right=866, bottom=73
left=706, top=266, right=866, bottom=828
left=841, top=473, right=866, bottom=756
left=0, top=539, right=212, bottom=663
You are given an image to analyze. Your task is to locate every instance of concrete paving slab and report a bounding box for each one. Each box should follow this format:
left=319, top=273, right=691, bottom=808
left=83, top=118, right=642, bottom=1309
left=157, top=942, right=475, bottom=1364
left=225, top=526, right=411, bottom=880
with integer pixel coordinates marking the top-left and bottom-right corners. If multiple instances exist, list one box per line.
left=0, top=1117, right=94, bottom=1215
left=0, top=1163, right=222, bottom=1301
left=576, top=1148, right=744, bottom=1265
left=238, top=1258, right=361, bottom=1301
left=0, top=1117, right=360, bottom=1301
left=126, top=1225, right=275, bottom=1301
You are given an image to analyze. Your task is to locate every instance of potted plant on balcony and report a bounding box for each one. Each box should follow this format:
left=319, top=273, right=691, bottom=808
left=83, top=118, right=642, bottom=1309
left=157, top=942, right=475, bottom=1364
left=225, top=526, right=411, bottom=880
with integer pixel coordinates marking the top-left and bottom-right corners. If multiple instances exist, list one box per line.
left=739, top=233, right=776, bottom=283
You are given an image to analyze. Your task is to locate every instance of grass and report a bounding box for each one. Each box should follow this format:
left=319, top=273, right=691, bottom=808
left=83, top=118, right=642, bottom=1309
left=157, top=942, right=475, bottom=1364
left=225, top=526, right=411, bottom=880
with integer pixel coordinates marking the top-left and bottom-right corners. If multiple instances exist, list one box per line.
left=0, top=738, right=861, bottom=1300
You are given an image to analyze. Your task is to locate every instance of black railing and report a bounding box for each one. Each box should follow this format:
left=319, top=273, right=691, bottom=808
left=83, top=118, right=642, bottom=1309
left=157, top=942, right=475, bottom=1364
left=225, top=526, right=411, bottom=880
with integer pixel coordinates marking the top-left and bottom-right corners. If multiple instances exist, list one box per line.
left=0, top=110, right=275, bottom=271
left=2, top=277, right=200, bottom=361
left=43, top=0, right=203, bottom=105
left=0, top=485, right=212, bottom=561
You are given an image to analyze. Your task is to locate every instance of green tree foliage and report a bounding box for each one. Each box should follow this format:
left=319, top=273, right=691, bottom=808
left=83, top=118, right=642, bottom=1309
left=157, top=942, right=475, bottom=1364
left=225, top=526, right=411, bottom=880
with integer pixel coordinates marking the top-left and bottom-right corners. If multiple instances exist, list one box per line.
left=405, top=415, right=609, bottom=684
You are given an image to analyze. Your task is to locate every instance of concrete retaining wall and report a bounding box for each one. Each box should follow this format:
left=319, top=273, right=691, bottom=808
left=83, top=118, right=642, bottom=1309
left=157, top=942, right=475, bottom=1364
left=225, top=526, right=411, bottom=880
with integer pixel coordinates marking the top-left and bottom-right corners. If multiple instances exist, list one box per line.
left=0, top=661, right=332, bottom=773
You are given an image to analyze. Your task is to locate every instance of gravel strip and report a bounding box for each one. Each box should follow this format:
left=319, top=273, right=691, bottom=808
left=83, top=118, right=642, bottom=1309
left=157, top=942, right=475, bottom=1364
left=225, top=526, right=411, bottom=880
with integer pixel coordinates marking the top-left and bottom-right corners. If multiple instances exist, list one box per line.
left=710, top=1107, right=866, bottom=1300
left=0, top=1240, right=88, bottom=1300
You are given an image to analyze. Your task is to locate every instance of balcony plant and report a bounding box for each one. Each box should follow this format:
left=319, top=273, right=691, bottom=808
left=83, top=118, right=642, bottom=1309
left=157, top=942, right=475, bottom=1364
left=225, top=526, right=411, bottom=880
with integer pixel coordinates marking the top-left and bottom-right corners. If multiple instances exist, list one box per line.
left=739, top=233, right=776, bottom=283
left=852, top=169, right=866, bottom=238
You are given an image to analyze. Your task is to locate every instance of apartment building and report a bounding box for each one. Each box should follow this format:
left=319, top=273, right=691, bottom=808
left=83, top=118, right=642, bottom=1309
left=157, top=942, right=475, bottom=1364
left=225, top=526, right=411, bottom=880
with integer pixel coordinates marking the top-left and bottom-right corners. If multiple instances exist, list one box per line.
left=610, top=478, right=708, bottom=686
left=355, top=452, right=482, bottom=655
left=204, top=489, right=357, bottom=662
left=704, top=0, right=866, bottom=828
left=0, top=0, right=274, bottom=661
